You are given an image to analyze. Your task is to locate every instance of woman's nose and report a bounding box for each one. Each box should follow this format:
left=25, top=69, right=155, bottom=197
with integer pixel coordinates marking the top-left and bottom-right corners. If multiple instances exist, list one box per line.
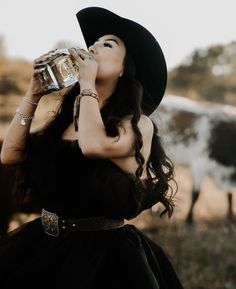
left=88, top=45, right=96, bottom=54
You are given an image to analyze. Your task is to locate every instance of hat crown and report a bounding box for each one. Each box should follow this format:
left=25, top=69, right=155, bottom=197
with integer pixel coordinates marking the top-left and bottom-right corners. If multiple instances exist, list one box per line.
left=76, top=7, right=167, bottom=115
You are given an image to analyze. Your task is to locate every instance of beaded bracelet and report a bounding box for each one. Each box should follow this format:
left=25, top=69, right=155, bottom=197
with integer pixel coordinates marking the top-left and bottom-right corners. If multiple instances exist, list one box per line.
left=73, top=89, right=100, bottom=132
left=16, top=107, right=35, bottom=126
left=23, top=97, right=39, bottom=106
left=78, top=89, right=99, bottom=103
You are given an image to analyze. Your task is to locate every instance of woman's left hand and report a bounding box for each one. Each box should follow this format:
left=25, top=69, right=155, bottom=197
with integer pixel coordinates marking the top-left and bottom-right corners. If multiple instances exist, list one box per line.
left=69, top=48, right=98, bottom=87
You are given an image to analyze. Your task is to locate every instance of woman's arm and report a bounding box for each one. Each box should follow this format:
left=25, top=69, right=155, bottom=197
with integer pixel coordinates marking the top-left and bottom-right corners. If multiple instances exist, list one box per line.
left=0, top=49, right=57, bottom=165
left=79, top=100, right=153, bottom=159
left=69, top=49, right=154, bottom=159
left=0, top=93, right=39, bottom=164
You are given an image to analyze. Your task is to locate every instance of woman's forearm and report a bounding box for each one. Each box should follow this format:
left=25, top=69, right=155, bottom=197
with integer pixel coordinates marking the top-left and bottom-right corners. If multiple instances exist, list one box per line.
left=0, top=93, right=39, bottom=164
left=77, top=85, right=108, bottom=154
left=1, top=49, right=67, bottom=164
left=78, top=96, right=108, bottom=152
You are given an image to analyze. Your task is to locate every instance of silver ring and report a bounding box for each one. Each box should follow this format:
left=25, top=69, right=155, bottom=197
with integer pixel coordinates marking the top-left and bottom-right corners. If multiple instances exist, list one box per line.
left=71, top=47, right=79, bottom=52
left=34, top=62, right=44, bottom=69
left=39, top=74, right=44, bottom=82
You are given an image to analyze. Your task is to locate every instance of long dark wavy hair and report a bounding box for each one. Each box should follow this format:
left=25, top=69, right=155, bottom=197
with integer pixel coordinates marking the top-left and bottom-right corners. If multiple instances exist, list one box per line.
left=15, top=52, right=177, bottom=218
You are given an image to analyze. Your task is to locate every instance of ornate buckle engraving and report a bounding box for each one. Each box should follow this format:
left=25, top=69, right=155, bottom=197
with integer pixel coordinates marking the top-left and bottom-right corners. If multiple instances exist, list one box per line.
left=41, top=208, right=59, bottom=237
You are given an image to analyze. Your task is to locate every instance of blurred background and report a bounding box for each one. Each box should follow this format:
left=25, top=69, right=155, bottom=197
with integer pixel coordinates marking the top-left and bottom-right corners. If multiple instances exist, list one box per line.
left=0, top=0, right=236, bottom=288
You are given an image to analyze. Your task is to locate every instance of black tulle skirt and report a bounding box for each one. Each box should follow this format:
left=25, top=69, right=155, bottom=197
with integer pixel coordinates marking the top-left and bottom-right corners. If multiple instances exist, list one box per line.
left=0, top=218, right=184, bottom=289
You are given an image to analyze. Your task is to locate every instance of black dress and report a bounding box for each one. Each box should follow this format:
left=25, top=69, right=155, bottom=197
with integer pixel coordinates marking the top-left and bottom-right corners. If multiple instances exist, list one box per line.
left=0, top=134, right=184, bottom=289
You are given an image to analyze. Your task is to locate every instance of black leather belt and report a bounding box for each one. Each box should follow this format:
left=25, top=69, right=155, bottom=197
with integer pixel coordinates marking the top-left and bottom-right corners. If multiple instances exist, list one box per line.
left=41, top=208, right=125, bottom=237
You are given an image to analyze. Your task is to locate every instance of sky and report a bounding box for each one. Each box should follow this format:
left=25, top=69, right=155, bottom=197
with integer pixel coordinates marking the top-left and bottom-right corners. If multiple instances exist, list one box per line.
left=0, top=0, right=236, bottom=70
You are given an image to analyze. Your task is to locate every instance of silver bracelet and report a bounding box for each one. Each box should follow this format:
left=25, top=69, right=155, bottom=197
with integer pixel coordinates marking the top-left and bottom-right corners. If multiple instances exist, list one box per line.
left=16, top=107, right=35, bottom=126
left=23, top=97, right=39, bottom=106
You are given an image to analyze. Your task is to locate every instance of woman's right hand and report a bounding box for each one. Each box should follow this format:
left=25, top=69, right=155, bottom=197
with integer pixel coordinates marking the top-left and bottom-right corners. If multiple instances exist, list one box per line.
left=26, top=49, right=58, bottom=101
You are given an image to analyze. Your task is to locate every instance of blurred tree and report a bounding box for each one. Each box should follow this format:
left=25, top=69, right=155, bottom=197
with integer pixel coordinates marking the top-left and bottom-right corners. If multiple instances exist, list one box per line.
left=167, top=41, right=236, bottom=105
left=0, top=75, right=21, bottom=95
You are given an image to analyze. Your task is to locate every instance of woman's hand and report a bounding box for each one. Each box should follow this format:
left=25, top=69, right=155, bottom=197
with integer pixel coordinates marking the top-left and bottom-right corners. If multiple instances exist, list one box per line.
left=68, top=48, right=98, bottom=88
left=26, top=49, right=59, bottom=101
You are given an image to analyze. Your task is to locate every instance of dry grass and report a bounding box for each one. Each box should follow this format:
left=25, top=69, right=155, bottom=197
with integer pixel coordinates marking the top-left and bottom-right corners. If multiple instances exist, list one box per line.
left=125, top=166, right=236, bottom=289
left=142, top=219, right=236, bottom=289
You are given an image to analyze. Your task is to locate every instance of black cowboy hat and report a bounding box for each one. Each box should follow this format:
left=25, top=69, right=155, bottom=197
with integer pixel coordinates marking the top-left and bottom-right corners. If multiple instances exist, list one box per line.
left=76, top=7, right=167, bottom=116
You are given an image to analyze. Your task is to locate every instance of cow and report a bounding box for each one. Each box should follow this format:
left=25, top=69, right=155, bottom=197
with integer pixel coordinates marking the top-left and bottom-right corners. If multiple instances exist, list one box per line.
left=151, top=95, right=236, bottom=223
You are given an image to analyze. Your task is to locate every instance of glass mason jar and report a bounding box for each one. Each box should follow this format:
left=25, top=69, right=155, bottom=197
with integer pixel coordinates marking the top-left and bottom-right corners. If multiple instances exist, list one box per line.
left=35, top=48, right=80, bottom=93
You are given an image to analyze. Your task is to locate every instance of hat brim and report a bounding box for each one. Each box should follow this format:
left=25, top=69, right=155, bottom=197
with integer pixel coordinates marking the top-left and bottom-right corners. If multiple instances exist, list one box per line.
left=76, top=7, right=167, bottom=115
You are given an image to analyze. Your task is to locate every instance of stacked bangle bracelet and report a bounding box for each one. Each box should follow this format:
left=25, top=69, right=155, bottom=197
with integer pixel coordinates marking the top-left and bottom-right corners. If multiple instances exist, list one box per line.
left=16, top=107, right=34, bottom=126
left=78, top=89, right=99, bottom=103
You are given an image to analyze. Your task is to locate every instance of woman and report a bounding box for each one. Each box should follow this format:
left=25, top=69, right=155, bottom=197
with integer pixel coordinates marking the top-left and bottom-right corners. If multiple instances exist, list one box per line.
left=0, top=7, right=184, bottom=289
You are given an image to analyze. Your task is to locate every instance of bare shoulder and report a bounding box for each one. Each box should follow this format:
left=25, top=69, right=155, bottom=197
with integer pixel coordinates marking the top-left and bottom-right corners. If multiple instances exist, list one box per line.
left=139, top=114, right=154, bottom=132
left=121, top=114, right=154, bottom=136
left=137, top=115, right=154, bottom=151
left=108, top=114, right=154, bottom=175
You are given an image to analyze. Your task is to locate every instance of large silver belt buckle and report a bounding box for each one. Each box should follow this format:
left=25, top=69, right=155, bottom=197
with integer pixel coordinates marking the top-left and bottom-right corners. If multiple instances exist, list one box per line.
left=41, top=208, right=59, bottom=237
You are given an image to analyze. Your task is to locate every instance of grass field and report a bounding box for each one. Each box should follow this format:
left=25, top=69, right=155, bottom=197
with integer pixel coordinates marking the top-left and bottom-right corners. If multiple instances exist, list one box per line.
left=142, top=219, right=236, bottom=289
left=127, top=166, right=236, bottom=289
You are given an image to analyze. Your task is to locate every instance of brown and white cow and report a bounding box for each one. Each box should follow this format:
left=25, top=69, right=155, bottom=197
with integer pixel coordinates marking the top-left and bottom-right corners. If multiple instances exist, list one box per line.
left=151, top=95, right=236, bottom=223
